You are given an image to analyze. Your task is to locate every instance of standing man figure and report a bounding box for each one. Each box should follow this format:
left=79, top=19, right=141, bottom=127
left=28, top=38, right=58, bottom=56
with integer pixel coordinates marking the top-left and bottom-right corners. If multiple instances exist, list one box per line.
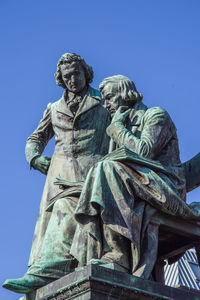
left=3, top=53, right=110, bottom=294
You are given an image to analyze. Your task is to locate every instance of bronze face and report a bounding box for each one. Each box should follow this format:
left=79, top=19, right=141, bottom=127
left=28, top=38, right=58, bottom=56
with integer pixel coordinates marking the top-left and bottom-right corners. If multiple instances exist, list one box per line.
left=60, top=62, right=86, bottom=93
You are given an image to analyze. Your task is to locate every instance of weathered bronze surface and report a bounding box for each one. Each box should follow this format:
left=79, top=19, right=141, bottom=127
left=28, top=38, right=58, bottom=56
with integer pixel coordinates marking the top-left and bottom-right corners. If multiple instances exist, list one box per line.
left=3, top=53, right=110, bottom=294
left=72, top=75, right=200, bottom=280
left=3, top=67, right=200, bottom=298
left=17, top=265, right=200, bottom=300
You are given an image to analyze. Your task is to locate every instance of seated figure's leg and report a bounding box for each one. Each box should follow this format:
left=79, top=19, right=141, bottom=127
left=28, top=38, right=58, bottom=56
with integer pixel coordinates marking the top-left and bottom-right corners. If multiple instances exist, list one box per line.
left=101, top=224, right=131, bottom=272
left=74, top=160, right=158, bottom=278
left=133, top=221, right=159, bottom=279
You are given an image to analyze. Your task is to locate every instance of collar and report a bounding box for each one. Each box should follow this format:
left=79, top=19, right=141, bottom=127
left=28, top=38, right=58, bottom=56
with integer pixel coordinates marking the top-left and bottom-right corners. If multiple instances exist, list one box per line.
left=129, top=101, right=148, bottom=125
left=56, top=86, right=101, bottom=118
left=64, top=86, right=89, bottom=105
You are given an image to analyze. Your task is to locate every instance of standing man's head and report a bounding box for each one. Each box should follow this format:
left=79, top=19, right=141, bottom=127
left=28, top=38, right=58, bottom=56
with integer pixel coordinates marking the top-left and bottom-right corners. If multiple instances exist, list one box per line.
left=99, top=75, right=142, bottom=116
left=55, top=53, right=94, bottom=93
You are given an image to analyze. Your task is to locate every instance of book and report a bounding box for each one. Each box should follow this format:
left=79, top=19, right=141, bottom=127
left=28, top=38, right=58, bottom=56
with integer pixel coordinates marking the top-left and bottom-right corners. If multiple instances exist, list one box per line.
left=46, top=183, right=83, bottom=212
left=46, top=146, right=179, bottom=212
left=54, top=177, right=84, bottom=189
left=101, top=146, right=177, bottom=175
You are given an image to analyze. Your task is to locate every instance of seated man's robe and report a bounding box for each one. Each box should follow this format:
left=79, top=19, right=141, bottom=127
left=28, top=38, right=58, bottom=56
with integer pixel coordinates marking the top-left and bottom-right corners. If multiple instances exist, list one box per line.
left=71, top=101, right=200, bottom=278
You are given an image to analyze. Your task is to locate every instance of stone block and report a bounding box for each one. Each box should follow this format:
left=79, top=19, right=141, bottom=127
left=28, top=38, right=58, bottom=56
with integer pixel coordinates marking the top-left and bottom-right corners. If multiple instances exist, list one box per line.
left=18, top=264, right=200, bottom=300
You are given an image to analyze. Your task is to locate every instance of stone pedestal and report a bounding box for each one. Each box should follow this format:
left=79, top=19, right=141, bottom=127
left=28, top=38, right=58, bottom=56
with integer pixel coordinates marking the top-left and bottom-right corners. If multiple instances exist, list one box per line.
left=19, top=264, right=200, bottom=300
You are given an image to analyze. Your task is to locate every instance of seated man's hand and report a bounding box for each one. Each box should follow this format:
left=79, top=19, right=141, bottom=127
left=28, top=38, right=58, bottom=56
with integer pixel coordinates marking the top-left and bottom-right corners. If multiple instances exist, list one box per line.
left=111, top=106, right=131, bottom=123
left=32, top=156, right=51, bottom=175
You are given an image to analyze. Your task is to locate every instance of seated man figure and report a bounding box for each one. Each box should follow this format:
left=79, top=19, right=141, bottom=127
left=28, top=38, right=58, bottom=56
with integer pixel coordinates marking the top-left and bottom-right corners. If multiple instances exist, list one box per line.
left=72, top=75, right=200, bottom=279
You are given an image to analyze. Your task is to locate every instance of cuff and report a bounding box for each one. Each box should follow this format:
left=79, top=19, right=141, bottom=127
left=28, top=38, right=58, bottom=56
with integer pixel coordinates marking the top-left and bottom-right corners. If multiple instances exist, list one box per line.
left=29, top=155, right=41, bottom=170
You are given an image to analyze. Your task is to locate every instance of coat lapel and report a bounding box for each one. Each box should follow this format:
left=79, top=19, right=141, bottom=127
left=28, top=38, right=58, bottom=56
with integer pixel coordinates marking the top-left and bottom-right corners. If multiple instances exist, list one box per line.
left=56, top=94, right=74, bottom=118
left=56, top=87, right=101, bottom=119
left=75, top=87, right=101, bottom=119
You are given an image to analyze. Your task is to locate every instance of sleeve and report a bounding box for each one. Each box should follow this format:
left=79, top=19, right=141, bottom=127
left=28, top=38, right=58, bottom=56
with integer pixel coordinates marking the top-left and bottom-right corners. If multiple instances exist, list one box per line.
left=106, top=107, right=176, bottom=159
left=100, top=109, right=111, bottom=155
left=25, top=103, right=54, bottom=167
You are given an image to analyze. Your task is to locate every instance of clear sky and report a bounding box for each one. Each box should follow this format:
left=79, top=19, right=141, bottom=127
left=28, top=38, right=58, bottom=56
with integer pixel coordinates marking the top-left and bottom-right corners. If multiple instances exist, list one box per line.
left=1, top=1, right=200, bottom=299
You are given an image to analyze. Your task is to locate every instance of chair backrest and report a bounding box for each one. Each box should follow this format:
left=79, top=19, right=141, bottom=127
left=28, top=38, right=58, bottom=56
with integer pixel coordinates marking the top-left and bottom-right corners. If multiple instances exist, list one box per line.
left=183, top=152, right=200, bottom=192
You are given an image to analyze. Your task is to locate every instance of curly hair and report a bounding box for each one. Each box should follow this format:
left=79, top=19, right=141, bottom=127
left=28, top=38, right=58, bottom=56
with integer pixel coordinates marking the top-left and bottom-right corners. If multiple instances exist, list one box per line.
left=99, top=75, right=143, bottom=104
left=55, top=53, right=94, bottom=88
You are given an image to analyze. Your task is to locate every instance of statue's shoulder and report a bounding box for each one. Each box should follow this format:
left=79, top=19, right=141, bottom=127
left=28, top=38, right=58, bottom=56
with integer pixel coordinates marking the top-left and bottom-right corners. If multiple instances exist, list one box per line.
left=143, top=106, right=177, bottom=135
left=46, top=102, right=53, bottom=109
left=88, top=86, right=102, bottom=101
left=146, top=106, right=167, bottom=114
left=144, top=106, right=169, bottom=120
left=50, top=97, right=63, bottom=110
left=142, top=106, right=175, bottom=128
left=40, top=102, right=53, bottom=116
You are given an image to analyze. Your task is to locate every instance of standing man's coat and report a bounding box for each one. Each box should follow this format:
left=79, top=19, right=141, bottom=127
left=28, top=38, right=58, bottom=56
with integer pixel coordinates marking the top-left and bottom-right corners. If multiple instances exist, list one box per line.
left=26, top=86, right=110, bottom=266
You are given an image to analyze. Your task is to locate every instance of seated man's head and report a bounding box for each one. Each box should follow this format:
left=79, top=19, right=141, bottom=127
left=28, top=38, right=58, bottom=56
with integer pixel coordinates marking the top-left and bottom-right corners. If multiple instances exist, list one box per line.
left=99, top=75, right=142, bottom=116
left=55, top=53, right=93, bottom=93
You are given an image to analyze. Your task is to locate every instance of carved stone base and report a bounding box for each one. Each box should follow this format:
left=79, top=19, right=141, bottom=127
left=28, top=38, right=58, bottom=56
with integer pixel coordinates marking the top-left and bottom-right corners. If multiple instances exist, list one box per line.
left=19, top=264, right=200, bottom=300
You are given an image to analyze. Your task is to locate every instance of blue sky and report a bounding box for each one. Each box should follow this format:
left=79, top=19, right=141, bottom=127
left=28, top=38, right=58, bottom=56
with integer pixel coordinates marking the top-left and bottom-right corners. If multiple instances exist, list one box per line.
left=1, top=1, right=200, bottom=299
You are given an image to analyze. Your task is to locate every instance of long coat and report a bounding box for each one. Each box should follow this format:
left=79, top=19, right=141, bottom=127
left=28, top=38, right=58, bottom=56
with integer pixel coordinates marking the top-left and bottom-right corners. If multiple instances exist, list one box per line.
left=26, top=86, right=110, bottom=266
left=73, top=101, right=198, bottom=277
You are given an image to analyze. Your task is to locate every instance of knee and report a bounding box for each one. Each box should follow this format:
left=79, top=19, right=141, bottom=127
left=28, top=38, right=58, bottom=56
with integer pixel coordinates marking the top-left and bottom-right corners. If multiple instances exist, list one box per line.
left=94, top=160, right=113, bottom=169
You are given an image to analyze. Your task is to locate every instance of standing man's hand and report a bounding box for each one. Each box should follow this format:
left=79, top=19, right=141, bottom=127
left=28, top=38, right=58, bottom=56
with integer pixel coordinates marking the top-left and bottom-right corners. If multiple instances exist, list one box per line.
left=32, top=156, right=51, bottom=175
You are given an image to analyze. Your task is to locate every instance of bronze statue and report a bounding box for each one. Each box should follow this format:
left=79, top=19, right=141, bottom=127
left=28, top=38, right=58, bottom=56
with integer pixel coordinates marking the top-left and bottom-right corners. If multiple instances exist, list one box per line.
left=3, top=53, right=110, bottom=294
left=72, top=75, right=200, bottom=279
left=3, top=69, right=200, bottom=295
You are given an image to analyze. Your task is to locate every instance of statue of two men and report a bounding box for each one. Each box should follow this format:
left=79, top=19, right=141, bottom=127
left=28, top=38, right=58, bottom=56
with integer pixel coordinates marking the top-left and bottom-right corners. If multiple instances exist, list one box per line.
left=3, top=54, right=200, bottom=295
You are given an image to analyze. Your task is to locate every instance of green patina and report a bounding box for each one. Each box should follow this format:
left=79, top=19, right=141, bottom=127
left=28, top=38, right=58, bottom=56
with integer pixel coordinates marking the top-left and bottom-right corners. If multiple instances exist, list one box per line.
left=3, top=64, right=200, bottom=298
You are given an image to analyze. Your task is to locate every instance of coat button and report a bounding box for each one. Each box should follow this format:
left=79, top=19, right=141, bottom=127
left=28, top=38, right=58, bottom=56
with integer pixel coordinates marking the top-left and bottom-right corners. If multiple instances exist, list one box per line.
left=69, top=117, right=73, bottom=122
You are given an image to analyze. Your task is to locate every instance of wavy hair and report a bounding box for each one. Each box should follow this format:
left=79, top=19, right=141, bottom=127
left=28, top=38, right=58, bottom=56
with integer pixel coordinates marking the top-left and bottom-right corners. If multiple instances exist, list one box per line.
left=55, top=53, right=94, bottom=88
left=99, top=75, right=143, bottom=104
